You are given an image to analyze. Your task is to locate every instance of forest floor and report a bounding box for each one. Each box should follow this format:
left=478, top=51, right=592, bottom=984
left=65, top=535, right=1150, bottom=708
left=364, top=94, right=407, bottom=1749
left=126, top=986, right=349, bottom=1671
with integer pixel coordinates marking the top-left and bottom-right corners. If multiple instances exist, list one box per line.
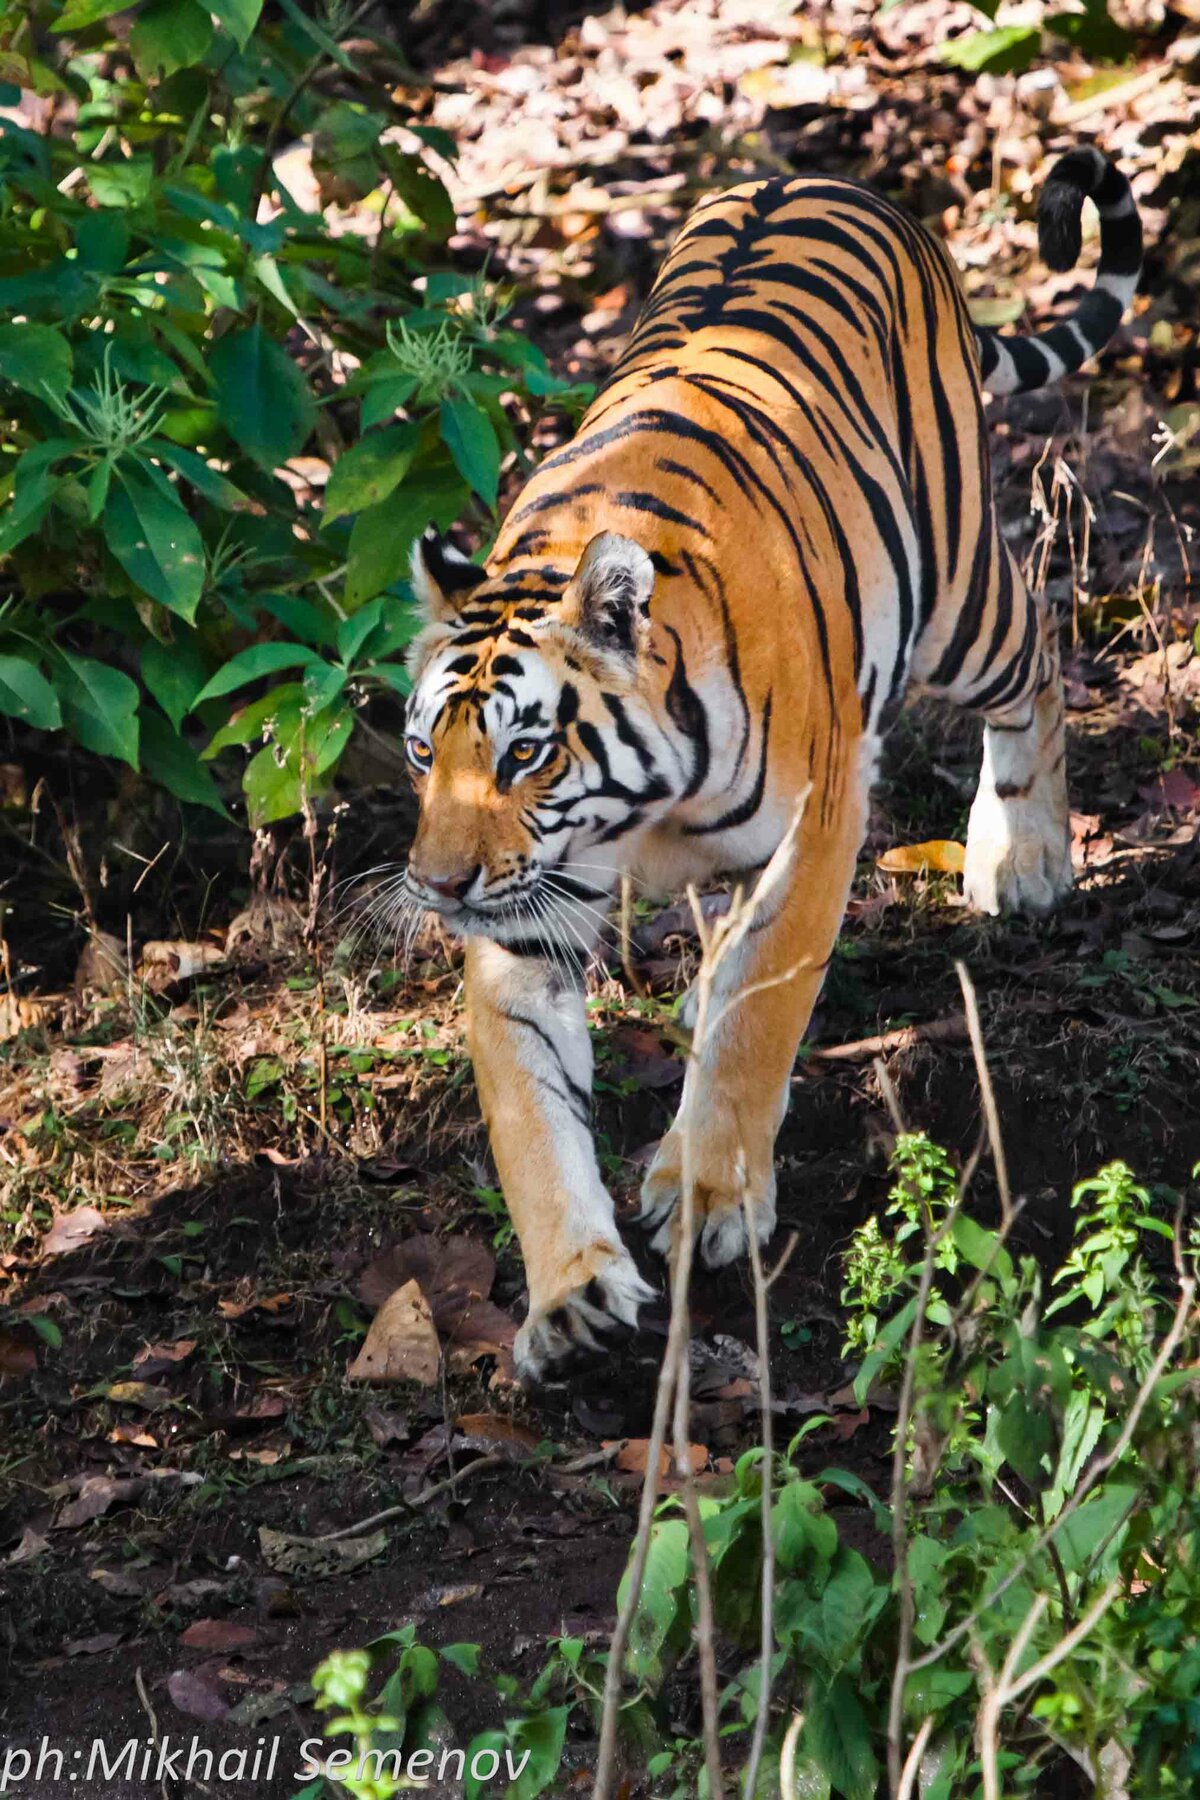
left=2, top=2, right=1200, bottom=1793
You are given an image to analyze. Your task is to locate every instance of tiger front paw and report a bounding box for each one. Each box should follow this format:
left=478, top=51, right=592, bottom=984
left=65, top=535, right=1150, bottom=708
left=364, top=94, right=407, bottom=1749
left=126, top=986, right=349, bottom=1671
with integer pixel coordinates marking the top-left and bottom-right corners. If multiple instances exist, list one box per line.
left=638, top=1123, right=777, bottom=1269
left=515, top=1245, right=654, bottom=1385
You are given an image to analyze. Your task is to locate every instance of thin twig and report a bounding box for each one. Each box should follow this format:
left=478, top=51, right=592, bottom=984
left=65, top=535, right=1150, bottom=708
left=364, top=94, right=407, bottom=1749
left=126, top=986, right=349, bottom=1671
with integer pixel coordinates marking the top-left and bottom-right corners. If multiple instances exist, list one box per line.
left=778, top=1712, right=805, bottom=1799
left=885, top=1228, right=942, bottom=1793
left=803, top=1014, right=967, bottom=1064
left=955, top=962, right=1011, bottom=1226
left=742, top=1208, right=775, bottom=1800
left=594, top=811, right=808, bottom=1799
left=896, top=1716, right=934, bottom=1800
left=312, top=1453, right=506, bottom=1541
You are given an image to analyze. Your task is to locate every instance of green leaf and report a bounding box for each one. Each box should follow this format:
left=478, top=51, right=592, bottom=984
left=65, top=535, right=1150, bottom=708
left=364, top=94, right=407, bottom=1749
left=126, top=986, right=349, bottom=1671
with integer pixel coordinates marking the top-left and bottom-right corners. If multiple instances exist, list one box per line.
left=28, top=1313, right=63, bottom=1350
left=345, top=471, right=468, bottom=610
left=505, top=1706, right=569, bottom=1799
left=89, top=158, right=156, bottom=209
left=130, top=0, right=214, bottom=79
left=804, top=1676, right=878, bottom=1800
left=950, top=1213, right=1015, bottom=1289
left=337, top=596, right=388, bottom=665
left=209, top=0, right=263, bottom=49
left=0, top=323, right=73, bottom=403
left=51, top=0, right=120, bottom=30
left=139, top=709, right=230, bottom=815
left=257, top=593, right=338, bottom=650
left=145, top=439, right=248, bottom=512
left=438, top=1643, right=481, bottom=1678
left=105, top=462, right=206, bottom=621
left=302, top=661, right=348, bottom=713
left=1047, top=0, right=1132, bottom=60
left=201, top=684, right=304, bottom=759
left=243, top=704, right=353, bottom=824
left=324, top=423, right=420, bottom=519
left=853, top=1294, right=919, bottom=1404
left=0, top=655, right=62, bottom=730
left=463, top=1731, right=509, bottom=1800
left=941, top=23, right=1041, bottom=73
left=76, top=211, right=129, bottom=274
left=54, top=652, right=140, bottom=767
left=1055, top=1482, right=1139, bottom=1574
left=618, top=1516, right=688, bottom=1688
left=384, top=149, right=457, bottom=240
left=440, top=396, right=500, bottom=507
left=210, top=325, right=315, bottom=471
left=141, top=637, right=210, bottom=731
left=191, top=642, right=324, bottom=708
left=819, top=1549, right=884, bottom=1662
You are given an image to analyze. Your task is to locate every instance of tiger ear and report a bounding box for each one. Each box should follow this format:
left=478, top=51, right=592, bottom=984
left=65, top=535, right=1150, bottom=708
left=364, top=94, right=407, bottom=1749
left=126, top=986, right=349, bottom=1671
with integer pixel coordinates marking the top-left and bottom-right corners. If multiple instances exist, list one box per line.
left=560, top=532, right=654, bottom=658
left=410, top=527, right=483, bottom=623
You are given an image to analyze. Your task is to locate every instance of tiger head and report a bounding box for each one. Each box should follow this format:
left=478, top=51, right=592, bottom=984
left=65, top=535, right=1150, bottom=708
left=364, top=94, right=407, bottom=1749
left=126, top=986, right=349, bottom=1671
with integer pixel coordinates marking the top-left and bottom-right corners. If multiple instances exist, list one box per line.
left=400, top=529, right=680, bottom=948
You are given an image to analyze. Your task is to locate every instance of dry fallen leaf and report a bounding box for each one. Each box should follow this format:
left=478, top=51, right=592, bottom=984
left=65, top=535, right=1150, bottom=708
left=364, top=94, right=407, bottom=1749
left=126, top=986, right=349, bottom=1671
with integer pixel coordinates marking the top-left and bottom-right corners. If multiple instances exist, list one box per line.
left=167, top=1667, right=229, bottom=1723
left=106, top=1380, right=175, bottom=1412
left=442, top=1299, right=518, bottom=1374
left=877, top=840, right=966, bottom=876
left=454, top=1412, right=540, bottom=1450
left=73, top=930, right=127, bottom=998
left=258, top=1525, right=386, bottom=1579
left=610, top=1438, right=707, bottom=1477
left=217, top=1291, right=294, bottom=1321
left=180, top=1619, right=260, bottom=1653
left=133, top=1338, right=197, bottom=1377
left=65, top=1631, right=123, bottom=1657
left=43, top=1205, right=108, bottom=1258
left=347, top=1280, right=441, bottom=1386
left=53, top=1474, right=144, bottom=1530
left=0, top=1329, right=36, bottom=1379
left=5, top=1526, right=50, bottom=1567
left=357, top=1234, right=494, bottom=1315
left=138, top=940, right=225, bottom=991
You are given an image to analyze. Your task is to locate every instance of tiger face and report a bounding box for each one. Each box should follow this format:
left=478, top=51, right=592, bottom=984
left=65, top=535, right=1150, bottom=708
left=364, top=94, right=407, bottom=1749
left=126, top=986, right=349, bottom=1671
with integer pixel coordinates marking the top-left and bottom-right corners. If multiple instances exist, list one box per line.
left=401, top=529, right=680, bottom=950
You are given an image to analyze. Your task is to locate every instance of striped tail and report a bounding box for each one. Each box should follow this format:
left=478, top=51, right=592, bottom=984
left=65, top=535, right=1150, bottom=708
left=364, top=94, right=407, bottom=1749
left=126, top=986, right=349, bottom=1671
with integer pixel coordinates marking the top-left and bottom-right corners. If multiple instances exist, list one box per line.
left=975, top=147, right=1142, bottom=396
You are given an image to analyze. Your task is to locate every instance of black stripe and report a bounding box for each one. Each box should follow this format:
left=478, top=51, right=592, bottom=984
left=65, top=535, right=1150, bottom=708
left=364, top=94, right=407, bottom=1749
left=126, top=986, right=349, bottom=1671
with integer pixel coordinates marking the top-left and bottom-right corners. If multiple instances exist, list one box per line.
left=683, top=694, right=772, bottom=836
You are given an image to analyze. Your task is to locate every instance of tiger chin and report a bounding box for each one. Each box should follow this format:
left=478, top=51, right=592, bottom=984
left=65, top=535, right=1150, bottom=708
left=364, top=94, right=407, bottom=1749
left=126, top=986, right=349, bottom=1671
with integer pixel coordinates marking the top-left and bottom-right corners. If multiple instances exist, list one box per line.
left=397, top=148, right=1141, bottom=1385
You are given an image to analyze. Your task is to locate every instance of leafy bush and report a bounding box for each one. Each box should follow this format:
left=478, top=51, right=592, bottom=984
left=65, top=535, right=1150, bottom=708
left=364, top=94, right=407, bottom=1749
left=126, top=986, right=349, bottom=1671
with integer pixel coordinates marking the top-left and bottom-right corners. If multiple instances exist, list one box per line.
left=297, top=1147, right=1198, bottom=1797
left=0, top=1, right=587, bottom=823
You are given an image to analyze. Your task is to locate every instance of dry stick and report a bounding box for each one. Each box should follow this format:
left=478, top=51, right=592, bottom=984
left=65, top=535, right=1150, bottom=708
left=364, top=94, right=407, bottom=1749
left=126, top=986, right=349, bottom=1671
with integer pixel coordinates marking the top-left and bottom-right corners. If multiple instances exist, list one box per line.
left=804, top=1014, right=967, bottom=1064
left=895, top=1716, right=934, bottom=1800
left=311, top=1454, right=506, bottom=1542
left=675, top=1355, right=725, bottom=1800
left=909, top=1275, right=1197, bottom=1678
left=884, top=1219, right=942, bottom=1796
left=594, top=805, right=808, bottom=1800
left=741, top=1214, right=776, bottom=1800
left=954, top=962, right=1011, bottom=1224
left=778, top=1712, right=806, bottom=1800
left=667, top=891, right=723, bottom=1800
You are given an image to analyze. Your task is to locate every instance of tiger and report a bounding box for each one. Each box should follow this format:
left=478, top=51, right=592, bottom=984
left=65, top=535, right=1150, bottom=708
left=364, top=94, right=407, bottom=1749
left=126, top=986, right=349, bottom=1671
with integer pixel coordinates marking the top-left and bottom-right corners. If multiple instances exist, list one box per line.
left=397, top=147, right=1142, bottom=1382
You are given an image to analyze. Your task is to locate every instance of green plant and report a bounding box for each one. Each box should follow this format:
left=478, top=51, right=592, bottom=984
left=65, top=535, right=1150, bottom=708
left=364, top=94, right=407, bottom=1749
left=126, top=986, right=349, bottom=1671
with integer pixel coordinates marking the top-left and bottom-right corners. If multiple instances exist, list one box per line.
left=621, top=1147, right=1197, bottom=1796
left=934, top=0, right=1136, bottom=76
left=296, top=1627, right=580, bottom=1799
left=0, top=1, right=591, bottom=824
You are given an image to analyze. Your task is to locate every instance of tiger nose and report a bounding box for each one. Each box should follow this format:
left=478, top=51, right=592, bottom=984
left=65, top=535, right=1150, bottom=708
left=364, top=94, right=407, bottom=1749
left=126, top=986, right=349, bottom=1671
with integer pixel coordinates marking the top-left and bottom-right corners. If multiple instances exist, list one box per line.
left=423, top=866, right=480, bottom=901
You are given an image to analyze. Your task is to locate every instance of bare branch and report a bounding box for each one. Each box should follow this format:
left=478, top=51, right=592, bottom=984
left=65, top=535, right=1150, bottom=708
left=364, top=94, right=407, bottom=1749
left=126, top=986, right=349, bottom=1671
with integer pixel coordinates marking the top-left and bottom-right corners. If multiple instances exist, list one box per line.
left=955, top=961, right=1011, bottom=1226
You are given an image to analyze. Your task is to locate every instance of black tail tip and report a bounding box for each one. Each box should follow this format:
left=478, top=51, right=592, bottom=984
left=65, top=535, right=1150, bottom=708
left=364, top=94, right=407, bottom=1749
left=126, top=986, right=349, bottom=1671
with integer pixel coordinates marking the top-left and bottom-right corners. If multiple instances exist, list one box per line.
left=1038, top=181, right=1084, bottom=273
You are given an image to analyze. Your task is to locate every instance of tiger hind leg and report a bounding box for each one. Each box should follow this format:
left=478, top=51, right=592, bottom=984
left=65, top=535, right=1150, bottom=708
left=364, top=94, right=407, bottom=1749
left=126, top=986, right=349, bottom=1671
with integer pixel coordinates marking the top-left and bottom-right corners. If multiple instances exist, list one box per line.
left=963, top=616, right=1072, bottom=917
